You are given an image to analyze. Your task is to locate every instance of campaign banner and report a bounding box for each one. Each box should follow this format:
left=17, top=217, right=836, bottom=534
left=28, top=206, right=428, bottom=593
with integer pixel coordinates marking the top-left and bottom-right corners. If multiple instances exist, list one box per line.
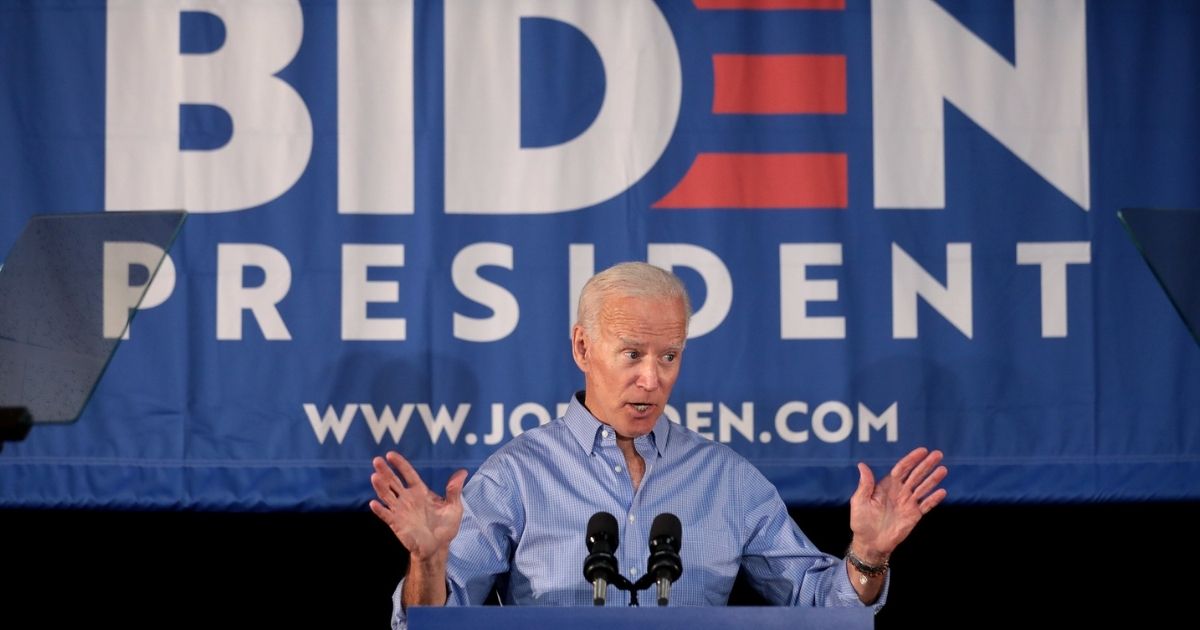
left=1, top=0, right=1198, bottom=509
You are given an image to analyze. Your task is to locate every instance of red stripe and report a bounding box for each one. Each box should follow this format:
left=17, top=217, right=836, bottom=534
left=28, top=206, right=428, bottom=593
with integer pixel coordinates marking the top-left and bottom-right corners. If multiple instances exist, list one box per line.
left=654, top=153, right=847, bottom=209
left=713, top=54, right=845, bottom=115
left=693, top=0, right=845, bottom=10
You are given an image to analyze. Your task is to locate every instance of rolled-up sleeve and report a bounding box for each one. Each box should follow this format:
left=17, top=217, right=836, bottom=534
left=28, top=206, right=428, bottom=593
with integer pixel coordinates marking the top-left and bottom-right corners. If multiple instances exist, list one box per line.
left=735, top=459, right=888, bottom=612
left=390, top=460, right=523, bottom=629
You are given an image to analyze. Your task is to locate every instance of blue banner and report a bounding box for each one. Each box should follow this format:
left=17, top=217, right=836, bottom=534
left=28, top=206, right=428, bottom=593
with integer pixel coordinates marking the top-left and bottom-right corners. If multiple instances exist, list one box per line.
left=2, top=0, right=1198, bottom=509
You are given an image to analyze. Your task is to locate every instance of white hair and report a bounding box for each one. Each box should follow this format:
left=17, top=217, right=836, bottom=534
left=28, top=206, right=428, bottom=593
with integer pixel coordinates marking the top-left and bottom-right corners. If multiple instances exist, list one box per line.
left=575, top=262, right=692, bottom=339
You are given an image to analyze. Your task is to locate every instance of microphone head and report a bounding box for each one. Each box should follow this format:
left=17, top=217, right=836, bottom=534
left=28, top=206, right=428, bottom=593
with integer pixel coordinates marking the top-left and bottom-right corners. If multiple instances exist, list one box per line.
left=586, top=511, right=620, bottom=553
left=584, top=511, right=620, bottom=586
left=648, top=512, right=683, bottom=586
left=648, top=512, right=682, bottom=553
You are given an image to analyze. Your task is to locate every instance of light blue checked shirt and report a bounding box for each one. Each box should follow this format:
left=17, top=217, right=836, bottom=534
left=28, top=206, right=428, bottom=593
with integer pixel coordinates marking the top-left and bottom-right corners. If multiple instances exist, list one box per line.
left=391, top=392, right=885, bottom=628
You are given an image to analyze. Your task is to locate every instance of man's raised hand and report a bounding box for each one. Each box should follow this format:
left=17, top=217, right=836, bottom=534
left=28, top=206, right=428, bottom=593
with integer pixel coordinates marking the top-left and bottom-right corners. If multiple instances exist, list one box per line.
left=369, top=451, right=468, bottom=560
left=848, top=447, right=948, bottom=561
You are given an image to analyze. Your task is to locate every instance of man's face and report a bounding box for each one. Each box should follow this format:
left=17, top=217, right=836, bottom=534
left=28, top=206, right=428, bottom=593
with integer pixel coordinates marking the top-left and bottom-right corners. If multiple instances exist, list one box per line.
left=572, top=294, right=687, bottom=439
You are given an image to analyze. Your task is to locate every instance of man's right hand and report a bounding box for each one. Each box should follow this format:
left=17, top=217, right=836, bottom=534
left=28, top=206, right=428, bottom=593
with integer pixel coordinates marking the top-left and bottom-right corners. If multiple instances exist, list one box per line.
left=369, top=451, right=468, bottom=561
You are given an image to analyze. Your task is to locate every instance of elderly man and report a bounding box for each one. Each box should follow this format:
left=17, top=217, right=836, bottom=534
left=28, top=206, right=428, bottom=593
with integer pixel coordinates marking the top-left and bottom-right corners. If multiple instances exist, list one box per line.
left=370, top=262, right=947, bottom=627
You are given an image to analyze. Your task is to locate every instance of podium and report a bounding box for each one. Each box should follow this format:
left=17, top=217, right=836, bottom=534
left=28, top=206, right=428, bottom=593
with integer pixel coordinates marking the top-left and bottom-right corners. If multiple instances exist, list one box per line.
left=0, top=210, right=186, bottom=450
left=408, top=606, right=873, bottom=629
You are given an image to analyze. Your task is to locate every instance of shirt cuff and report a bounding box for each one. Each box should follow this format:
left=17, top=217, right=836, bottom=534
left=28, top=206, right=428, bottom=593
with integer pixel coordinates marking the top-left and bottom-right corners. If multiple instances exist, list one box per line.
left=391, top=578, right=408, bottom=630
left=830, top=558, right=890, bottom=612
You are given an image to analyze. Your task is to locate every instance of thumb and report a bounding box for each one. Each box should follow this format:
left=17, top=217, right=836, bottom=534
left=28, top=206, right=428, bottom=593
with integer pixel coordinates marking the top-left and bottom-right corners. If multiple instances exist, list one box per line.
left=853, top=462, right=874, bottom=501
left=445, top=468, right=468, bottom=506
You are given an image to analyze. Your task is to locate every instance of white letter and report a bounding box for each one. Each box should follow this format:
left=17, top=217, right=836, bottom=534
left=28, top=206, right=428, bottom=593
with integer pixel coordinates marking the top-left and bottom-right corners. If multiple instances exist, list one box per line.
left=780, top=244, right=844, bottom=339
left=508, top=402, right=551, bottom=438
left=1017, top=242, right=1091, bottom=338
left=342, top=244, right=406, bottom=341
left=774, top=402, right=809, bottom=444
left=872, top=0, right=1088, bottom=210
left=686, top=402, right=714, bottom=440
left=892, top=243, right=973, bottom=339
left=417, top=403, right=471, bottom=444
left=445, top=0, right=681, bottom=213
left=858, top=402, right=898, bottom=442
left=453, top=243, right=519, bottom=342
left=485, top=404, right=506, bottom=445
left=718, top=403, right=754, bottom=443
left=338, top=0, right=414, bottom=214
left=103, top=243, right=176, bottom=339
left=106, top=0, right=312, bottom=212
left=648, top=243, right=732, bottom=339
left=812, top=401, right=853, bottom=443
left=304, top=403, right=358, bottom=445
left=217, top=244, right=292, bottom=340
left=360, top=404, right=417, bottom=444
left=569, top=243, right=594, bottom=333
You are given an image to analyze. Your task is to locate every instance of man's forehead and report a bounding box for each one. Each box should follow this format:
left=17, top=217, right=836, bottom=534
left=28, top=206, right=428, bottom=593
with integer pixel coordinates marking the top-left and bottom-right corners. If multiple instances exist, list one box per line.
left=599, top=298, right=686, bottom=329
left=617, top=335, right=685, bottom=350
left=599, top=294, right=686, bottom=318
left=602, top=319, right=688, bottom=351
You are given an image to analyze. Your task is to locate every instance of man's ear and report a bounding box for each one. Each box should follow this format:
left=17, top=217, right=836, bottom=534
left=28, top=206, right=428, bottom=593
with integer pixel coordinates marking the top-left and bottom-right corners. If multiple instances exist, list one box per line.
left=571, top=325, right=589, bottom=371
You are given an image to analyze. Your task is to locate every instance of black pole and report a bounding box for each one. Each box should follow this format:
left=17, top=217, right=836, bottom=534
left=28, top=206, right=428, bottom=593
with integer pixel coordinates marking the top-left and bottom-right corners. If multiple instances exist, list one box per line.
left=0, top=406, right=33, bottom=452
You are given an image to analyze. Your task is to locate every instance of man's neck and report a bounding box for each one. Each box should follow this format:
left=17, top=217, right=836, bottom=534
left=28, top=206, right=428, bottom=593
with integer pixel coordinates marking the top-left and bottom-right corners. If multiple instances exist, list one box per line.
left=616, top=435, right=647, bottom=491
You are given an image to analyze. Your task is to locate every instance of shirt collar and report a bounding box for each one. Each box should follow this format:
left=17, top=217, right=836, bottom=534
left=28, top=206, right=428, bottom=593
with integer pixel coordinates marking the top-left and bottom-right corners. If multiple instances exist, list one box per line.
left=563, top=391, right=669, bottom=457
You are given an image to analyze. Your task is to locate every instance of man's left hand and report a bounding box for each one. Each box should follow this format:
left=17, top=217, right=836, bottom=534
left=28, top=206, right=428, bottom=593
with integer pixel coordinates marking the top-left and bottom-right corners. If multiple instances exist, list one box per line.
left=848, top=447, right=948, bottom=563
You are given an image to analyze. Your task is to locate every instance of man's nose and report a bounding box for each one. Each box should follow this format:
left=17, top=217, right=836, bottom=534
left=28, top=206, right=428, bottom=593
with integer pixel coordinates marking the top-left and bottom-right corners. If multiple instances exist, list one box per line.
left=636, top=360, right=660, bottom=390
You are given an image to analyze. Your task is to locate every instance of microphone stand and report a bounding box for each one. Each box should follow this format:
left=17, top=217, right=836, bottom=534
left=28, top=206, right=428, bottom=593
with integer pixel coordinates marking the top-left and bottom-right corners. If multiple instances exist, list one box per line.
left=608, top=573, right=663, bottom=607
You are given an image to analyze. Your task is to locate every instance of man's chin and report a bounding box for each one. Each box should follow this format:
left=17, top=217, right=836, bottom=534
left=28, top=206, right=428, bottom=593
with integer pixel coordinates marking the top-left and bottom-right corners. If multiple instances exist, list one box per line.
left=613, top=407, right=659, bottom=435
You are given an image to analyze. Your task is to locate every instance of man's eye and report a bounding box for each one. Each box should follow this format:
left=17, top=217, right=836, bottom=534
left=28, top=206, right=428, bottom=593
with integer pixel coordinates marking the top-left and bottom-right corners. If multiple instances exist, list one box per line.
left=663, top=353, right=677, bottom=363
left=624, top=351, right=640, bottom=360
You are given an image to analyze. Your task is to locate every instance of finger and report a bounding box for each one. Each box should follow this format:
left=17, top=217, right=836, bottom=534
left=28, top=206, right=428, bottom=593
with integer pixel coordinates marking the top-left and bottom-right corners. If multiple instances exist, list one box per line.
left=911, top=465, right=948, bottom=500
left=370, top=471, right=401, bottom=503
left=368, top=499, right=391, bottom=521
left=903, top=449, right=944, bottom=489
left=386, top=451, right=428, bottom=490
left=852, top=462, right=875, bottom=501
left=889, top=446, right=930, bottom=480
left=918, top=488, right=948, bottom=514
left=445, top=469, right=469, bottom=507
left=373, top=455, right=405, bottom=492
left=369, top=500, right=418, bottom=550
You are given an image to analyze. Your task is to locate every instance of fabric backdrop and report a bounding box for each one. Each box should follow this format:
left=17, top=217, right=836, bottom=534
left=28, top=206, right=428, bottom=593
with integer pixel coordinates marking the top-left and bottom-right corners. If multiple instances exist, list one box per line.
left=1, top=0, right=1198, bottom=509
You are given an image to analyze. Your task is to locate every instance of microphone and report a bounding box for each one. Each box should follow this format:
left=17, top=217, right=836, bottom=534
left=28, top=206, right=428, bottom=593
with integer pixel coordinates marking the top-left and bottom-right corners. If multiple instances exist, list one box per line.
left=647, top=513, right=682, bottom=606
left=583, top=511, right=620, bottom=606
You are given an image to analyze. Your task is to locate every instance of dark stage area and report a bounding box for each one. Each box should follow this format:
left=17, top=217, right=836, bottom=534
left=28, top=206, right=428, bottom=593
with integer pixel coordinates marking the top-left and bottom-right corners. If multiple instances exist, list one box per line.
left=4, top=500, right=1196, bottom=627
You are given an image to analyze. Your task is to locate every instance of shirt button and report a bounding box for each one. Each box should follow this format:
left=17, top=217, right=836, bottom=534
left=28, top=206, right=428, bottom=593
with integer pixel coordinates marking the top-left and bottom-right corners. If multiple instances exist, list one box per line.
left=602, top=430, right=610, bottom=439
left=629, top=568, right=638, bottom=576
left=628, top=514, right=636, bottom=522
left=614, top=465, right=622, bottom=473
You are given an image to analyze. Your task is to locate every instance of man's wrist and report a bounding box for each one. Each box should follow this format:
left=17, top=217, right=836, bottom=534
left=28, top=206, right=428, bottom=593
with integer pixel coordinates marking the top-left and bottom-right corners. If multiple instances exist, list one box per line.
left=403, top=548, right=451, bottom=609
left=409, top=549, right=449, bottom=570
left=846, top=539, right=890, bottom=574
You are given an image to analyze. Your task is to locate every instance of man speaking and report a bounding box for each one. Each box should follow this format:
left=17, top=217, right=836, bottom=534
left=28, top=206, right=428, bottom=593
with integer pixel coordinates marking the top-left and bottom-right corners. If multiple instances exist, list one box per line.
left=369, top=262, right=948, bottom=628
